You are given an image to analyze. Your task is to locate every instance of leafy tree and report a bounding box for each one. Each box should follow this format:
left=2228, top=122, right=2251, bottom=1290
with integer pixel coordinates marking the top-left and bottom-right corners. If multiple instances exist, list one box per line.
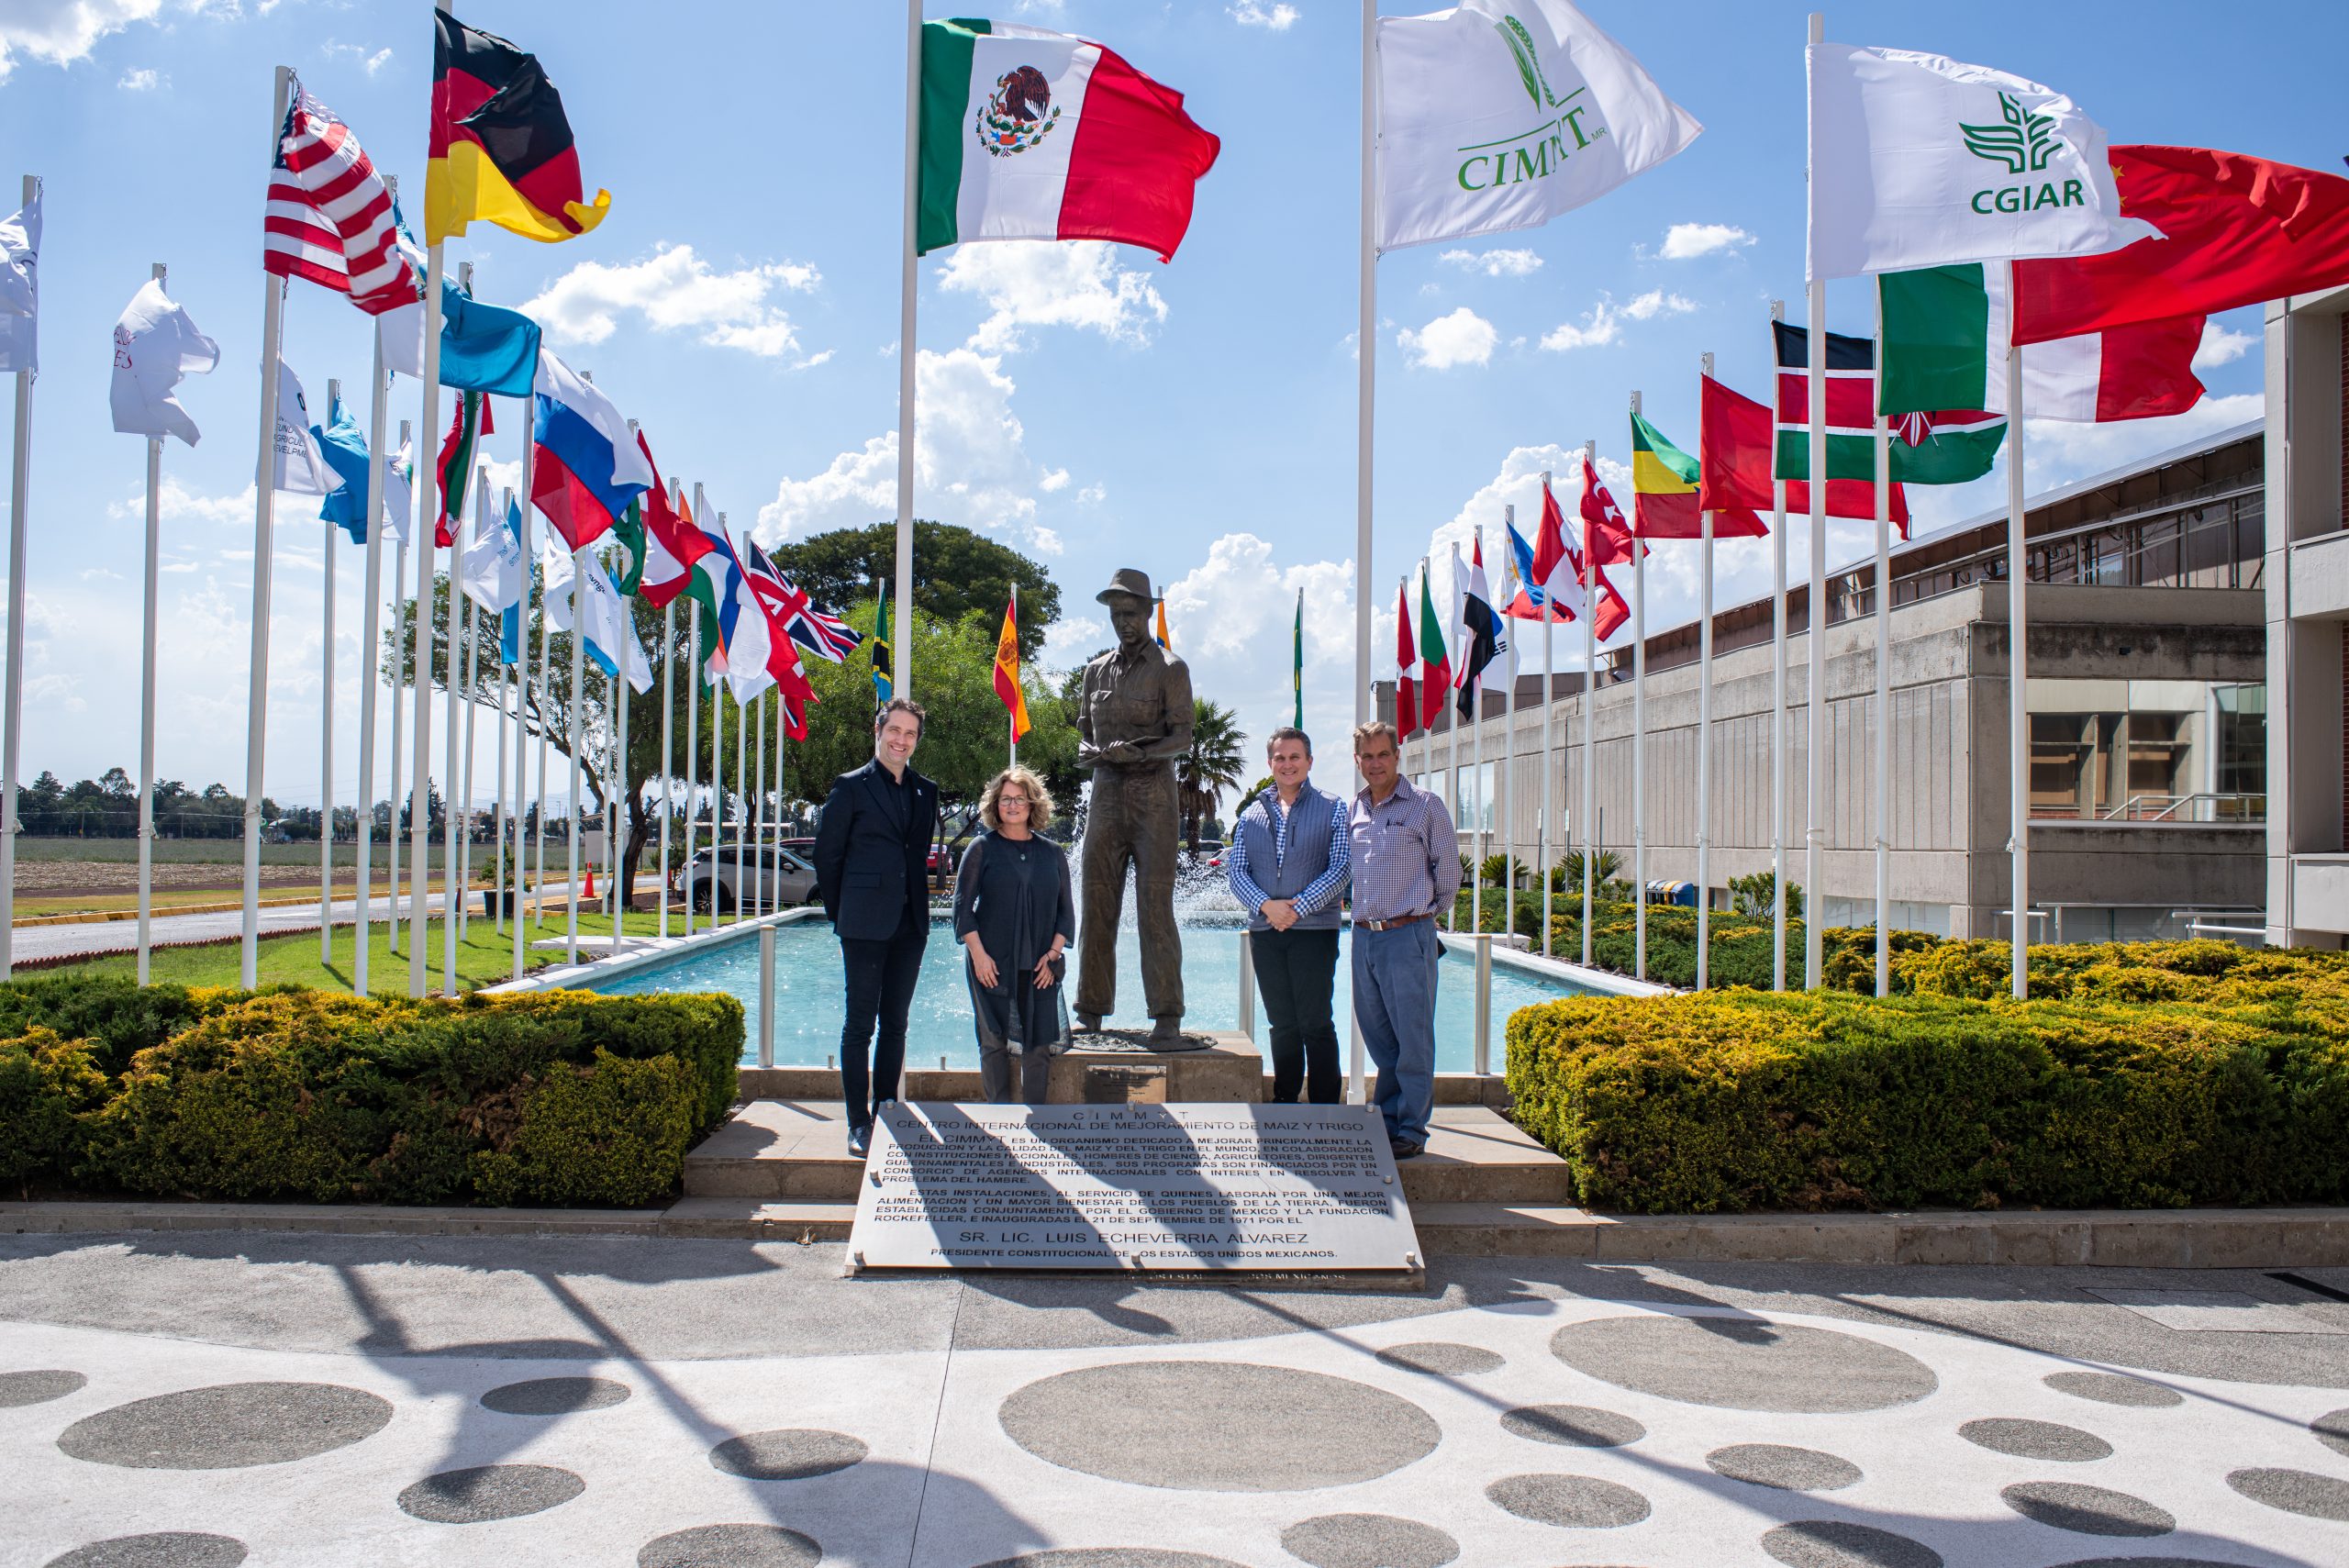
left=1730, top=870, right=1803, bottom=918
left=1176, top=698, right=1247, bottom=851
left=762, top=520, right=1059, bottom=662
left=1230, top=773, right=1275, bottom=826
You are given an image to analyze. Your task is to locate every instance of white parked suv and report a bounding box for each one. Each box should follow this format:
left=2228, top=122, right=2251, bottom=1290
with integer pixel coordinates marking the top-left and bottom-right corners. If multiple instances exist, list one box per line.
left=677, top=841, right=819, bottom=915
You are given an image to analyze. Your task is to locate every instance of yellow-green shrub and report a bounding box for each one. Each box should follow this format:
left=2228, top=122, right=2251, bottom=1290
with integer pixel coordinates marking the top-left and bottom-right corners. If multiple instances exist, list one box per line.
left=1506, top=987, right=2349, bottom=1214
left=0, top=1028, right=110, bottom=1193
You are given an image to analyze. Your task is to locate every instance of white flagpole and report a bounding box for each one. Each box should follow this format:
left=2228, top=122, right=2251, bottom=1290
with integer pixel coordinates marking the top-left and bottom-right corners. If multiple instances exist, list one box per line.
left=0, top=172, right=38, bottom=977
left=734, top=676, right=748, bottom=928
left=684, top=480, right=705, bottom=940
left=1805, top=10, right=1828, bottom=991
left=710, top=589, right=725, bottom=929
left=1581, top=441, right=1597, bottom=967
left=1770, top=300, right=1789, bottom=990
left=441, top=455, right=465, bottom=994
left=389, top=513, right=408, bottom=956
left=494, top=486, right=509, bottom=941
left=1008, top=584, right=1019, bottom=768
left=1540, top=473, right=1555, bottom=960
left=533, top=559, right=550, bottom=933
left=1698, top=353, right=1717, bottom=991
left=318, top=378, right=340, bottom=968
left=513, top=392, right=538, bottom=954
left=751, top=691, right=765, bottom=915
left=658, top=481, right=677, bottom=940
left=1349, top=0, right=1376, bottom=1106
left=773, top=691, right=786, bottom=914
left=1500, top=506, right=1517, bottom=936
left=2007, top=278, right=2030, bottom=999
left=566, top=530, right=584, bottom=964
left=606, top=662, right=619, bottom=933
left=241, top=67, right=295, bottom=991
left=354, top=303, right=392, bottom=994
left=409, top=244, right=444, bottom=995
left=1628, top=392, right=1648, bottom=983
left=136, top=261, right=167, bottom=984
left=461, top=467, right=486, bottom=946
left=1874, top=405, right=1891, bottom=996
left=894, top=0, right=921, bottom=701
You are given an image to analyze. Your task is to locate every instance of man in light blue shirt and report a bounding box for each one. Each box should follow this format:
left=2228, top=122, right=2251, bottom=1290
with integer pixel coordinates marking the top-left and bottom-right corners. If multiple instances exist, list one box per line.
left=1346, top=719, right=1460, bottom=1158
left=1227, top=727, right=1351, bottom=1103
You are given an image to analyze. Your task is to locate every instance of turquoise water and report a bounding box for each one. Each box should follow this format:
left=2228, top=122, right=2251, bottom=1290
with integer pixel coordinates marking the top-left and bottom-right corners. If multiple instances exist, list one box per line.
left=592, top=916, right=1593, bottom=1075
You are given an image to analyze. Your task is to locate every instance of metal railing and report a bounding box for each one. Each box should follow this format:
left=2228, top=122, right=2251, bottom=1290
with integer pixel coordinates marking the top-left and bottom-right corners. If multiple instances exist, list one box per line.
left=2096, top=792, right=2267, bottom=823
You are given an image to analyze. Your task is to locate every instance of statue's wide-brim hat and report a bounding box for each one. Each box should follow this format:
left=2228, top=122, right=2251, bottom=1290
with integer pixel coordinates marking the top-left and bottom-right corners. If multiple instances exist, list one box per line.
left=1095, top=567, right=1160, bottom=606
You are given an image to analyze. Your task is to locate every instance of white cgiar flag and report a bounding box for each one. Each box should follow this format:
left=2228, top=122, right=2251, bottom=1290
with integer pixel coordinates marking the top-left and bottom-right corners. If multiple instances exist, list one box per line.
left=1808, top=45, right=2156, bottom=280
left=109, top=278, right=219, bottom=447
left=269, top=359, right=333, bottom=494
left=461, top=487, right=522, bottom=620
left=0, top=188, right=37, bottom=373
left=382, top=435, right=416, bottom=545
left=1375, top=0, right=1700, bottom=252
left=542, top=544, right=653, bottom=694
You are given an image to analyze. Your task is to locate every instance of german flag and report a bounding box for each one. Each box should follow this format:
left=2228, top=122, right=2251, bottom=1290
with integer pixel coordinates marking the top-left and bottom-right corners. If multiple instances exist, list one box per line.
left=427, top=9, right=610, bottom=245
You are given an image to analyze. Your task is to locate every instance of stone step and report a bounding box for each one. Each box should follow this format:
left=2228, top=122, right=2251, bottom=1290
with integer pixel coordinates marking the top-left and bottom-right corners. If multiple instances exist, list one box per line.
left=679, top=1100, right=1573, bottom=1206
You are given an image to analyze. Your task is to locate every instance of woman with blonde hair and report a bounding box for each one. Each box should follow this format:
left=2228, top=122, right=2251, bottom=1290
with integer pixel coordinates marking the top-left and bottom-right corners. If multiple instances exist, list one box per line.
left=952, top=765, right=1074, bottom=1104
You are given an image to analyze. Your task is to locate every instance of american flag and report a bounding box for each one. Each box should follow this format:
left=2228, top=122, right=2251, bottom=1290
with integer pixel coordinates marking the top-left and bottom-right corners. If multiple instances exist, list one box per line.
left=262, top=84, right=417, bottom=316
left=742, top=539, right=863, bottom=663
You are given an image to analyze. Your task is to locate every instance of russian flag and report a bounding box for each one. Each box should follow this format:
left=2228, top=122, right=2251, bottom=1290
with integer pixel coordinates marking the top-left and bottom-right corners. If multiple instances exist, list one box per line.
left=530, top=351, right=651, bottom=550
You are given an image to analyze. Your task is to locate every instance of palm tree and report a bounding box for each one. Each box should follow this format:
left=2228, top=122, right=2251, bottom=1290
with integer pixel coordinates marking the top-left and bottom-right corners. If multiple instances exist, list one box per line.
left=1176, top=698, right=1248, bottom=850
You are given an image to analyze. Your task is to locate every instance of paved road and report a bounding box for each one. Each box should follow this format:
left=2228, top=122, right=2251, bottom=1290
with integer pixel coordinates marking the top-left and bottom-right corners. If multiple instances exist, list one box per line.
left=8, top=884, right=590, bottom=962
left=2, top=1235, right=2342, bottom=1565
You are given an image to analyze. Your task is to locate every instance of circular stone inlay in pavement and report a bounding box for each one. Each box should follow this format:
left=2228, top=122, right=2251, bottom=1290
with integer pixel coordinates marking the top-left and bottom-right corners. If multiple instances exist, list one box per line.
left=1762, top=1521, right=1943, bottom=1568
left=1550, top=1315, right=1937, bottom=1413
left=42, top=1534, right=248, bottom=1568
left=707, top=1429, right=868, bottom=1482
left=1500, top=1404, right=1646, bottom=1448
left=1485, top=1473, right=1651, bottom=1529
left=1000, top=1362, right=1441, bottom=1493
left=1707, top=1443, right=1863, bottom=1492
left=2042, top=1372, right=2183, bottom=1409
left=1280, top=1513, right=1459, bottom=1568
left=396, top=1463, right=585, bottom=1524
left=57, top=1382, right=393, bottom=1471
left=481, top=1376, right=632, bottom=1416
left=1373, top=1342, right=1503, bottom=1376
left=2225, top=1466, right=2349, bottom=1521
left=637, top=1523, right=822, bottom=1567
left=1999, top=1483, right=2173, bottom=1538
left=1960, top=1418, right=2113, bottom=1462
left=972, top=1555, right=1251, bottom=1568
left=2, top=1370, right=88, bottom=1408
left=2313, top=1407, right=2349, bottom=1460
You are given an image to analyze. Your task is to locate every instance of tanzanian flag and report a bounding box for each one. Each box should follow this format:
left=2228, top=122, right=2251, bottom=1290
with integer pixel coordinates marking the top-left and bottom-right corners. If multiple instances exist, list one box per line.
left=871, top=583, right=894, bottom=708
left=428, top=10, right=610, bottom=245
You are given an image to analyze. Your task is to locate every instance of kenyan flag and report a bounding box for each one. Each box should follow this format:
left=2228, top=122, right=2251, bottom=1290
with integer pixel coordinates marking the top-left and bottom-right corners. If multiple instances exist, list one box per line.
left=917, top=19, right=1220, bottom=261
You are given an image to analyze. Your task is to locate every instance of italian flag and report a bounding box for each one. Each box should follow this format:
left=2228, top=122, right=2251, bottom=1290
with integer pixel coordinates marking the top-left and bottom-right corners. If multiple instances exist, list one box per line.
left=1879, top=263, right=2207, bottom=424
left=917, top=19, right=1221, bottom=261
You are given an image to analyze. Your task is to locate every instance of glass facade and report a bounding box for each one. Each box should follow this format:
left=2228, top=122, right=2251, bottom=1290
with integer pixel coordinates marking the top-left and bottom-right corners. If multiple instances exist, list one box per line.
left=2025, top=679, right=2266, bottom=821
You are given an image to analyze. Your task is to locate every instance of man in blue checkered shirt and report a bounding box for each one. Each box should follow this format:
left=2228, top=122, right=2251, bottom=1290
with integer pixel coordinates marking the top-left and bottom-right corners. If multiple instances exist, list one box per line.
left=1226, top=727, right=1353, bottom=1104
left=1346, top=718, right=1461, bottom=1158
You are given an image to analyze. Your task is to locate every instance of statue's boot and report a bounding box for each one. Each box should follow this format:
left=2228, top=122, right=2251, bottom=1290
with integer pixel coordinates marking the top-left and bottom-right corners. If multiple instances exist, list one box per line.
left=1075, top=1012, right=1102, bottom=1032
left=1148, top=1017, right=1184, bottom=1045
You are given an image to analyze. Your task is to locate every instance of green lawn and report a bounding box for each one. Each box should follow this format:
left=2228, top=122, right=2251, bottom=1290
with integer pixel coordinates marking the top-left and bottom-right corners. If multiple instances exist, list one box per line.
left=49, top=909, right=684, bottom=997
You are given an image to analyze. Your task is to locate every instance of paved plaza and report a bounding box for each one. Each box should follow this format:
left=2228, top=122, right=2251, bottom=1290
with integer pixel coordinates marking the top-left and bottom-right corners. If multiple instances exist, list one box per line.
left=1, top=1233, right=2345, bottom=1565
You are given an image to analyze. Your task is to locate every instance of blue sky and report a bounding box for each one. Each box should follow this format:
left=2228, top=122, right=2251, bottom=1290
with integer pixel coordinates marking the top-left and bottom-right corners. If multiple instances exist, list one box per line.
left=0, top=0, right=2331, bottom=812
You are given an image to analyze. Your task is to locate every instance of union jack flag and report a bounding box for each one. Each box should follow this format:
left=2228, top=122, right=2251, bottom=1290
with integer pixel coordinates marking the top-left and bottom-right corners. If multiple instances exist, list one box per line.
left=742, top=539, right=863, bottom=663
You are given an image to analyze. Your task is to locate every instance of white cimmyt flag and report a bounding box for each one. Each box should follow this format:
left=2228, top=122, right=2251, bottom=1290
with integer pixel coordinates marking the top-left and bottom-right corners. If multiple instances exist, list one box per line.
left=1809, top=43, right=2156, bottom=281
left=270, top=360, right=334, bottom=495
left=544, top=545, right=652, bottom=694
left=0, top=189, right=37, bottom=374
left=110, top=278, right=219, bottom=447
left=1375, top=0, right=1699, bottom=253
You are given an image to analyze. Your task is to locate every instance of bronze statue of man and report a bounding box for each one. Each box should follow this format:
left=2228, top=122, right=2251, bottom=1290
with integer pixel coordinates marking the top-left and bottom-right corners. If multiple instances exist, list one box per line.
left=1075, top=569, right=1194, bottom=1041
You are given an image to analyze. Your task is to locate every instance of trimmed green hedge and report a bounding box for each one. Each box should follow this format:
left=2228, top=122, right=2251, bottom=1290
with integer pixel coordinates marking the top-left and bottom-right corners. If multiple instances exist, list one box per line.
left=1505, top=943, right=2349, bottom=1214
left=0, top=981, right=740, bottom=1208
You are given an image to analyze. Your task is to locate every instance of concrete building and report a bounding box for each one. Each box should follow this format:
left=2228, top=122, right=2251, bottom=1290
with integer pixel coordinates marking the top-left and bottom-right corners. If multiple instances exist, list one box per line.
left=2266, top=288, right=2349, bottom=948
left=1384, top=423, right=2268, bottom=944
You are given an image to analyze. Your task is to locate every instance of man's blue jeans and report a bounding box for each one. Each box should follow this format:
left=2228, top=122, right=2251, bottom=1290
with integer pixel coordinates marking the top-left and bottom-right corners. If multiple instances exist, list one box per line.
left=1352, top=918, right=1440, bottom=1144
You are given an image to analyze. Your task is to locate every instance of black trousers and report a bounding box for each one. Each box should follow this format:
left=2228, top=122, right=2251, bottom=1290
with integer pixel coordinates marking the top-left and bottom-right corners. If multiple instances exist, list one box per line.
left=1252, top=926, right=1342, bottom=1105
left=840, top=906, right=926, bottom=1129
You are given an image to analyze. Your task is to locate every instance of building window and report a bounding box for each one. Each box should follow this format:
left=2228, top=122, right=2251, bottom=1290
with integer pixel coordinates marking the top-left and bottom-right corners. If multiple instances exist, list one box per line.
left=2027, top=680, right=2265, bottom=820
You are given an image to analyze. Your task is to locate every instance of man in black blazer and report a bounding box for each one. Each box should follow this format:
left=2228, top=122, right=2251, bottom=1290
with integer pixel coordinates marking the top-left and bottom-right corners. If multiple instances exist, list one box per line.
left=812, top=698, right=937, bottom=1157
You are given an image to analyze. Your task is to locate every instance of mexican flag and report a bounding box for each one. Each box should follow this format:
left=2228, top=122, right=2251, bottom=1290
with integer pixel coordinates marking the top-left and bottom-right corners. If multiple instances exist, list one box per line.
left=1417, top=569, right=1452, bottom=713
left=917, top=19, right=1221, bottom=261
left=1878, top=262, right=2207, bottom=423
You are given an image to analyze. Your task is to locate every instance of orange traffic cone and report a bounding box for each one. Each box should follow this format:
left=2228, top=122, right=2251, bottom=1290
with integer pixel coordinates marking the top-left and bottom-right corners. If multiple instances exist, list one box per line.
left=583, top=863, right=596, bottom=900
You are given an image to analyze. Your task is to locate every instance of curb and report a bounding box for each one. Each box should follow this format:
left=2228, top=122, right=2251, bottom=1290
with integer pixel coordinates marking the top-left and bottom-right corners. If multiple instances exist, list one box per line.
left=8, top=1198, right=2346, bottom=1269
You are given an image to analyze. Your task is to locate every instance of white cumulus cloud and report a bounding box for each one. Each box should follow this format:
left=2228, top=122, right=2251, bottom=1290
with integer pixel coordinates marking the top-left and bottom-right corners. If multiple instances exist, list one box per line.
left=522, top=243, right=822, bottom=361
left=1230, top=2, right=1300, bottom=28
left=0, top=0, right=161, bottom=80
left=1658, top=223, right=1754, bottom=260
left=116, top=64, right=157, bottom=88
left=321, top=40, right=392, bottom=76
left=1539, top=289, right=1697, bottom=351
left=1399, top=306, right=1498, bottom=371
left=1440, top=248, right=1543, bottom=278
left=1162, top=534, right=1359, bottom=766
left=2192, top=321, right=2254, bottom=371
left=935, top=241, right=1167, bottom=353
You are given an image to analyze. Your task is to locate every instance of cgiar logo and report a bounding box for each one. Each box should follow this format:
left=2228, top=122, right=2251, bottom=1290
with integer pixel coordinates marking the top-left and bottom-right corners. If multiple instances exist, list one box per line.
left=1960, top=90, right=2087, bottom=217
left=1456, top=14, right=1607, bottom=194
left=976, top=65, right=1061, bottom=158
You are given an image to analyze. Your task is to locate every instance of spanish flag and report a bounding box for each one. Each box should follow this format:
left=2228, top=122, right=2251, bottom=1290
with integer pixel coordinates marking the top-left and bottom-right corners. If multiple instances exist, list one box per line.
left=428, top=9, right=610, bottom=245
left=994, top=593, right=1031, bottom=743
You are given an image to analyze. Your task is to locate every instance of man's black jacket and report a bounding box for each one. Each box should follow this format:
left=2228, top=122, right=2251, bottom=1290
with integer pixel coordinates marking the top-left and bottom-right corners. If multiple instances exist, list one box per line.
left=812, top=759, right=937, bottom=941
